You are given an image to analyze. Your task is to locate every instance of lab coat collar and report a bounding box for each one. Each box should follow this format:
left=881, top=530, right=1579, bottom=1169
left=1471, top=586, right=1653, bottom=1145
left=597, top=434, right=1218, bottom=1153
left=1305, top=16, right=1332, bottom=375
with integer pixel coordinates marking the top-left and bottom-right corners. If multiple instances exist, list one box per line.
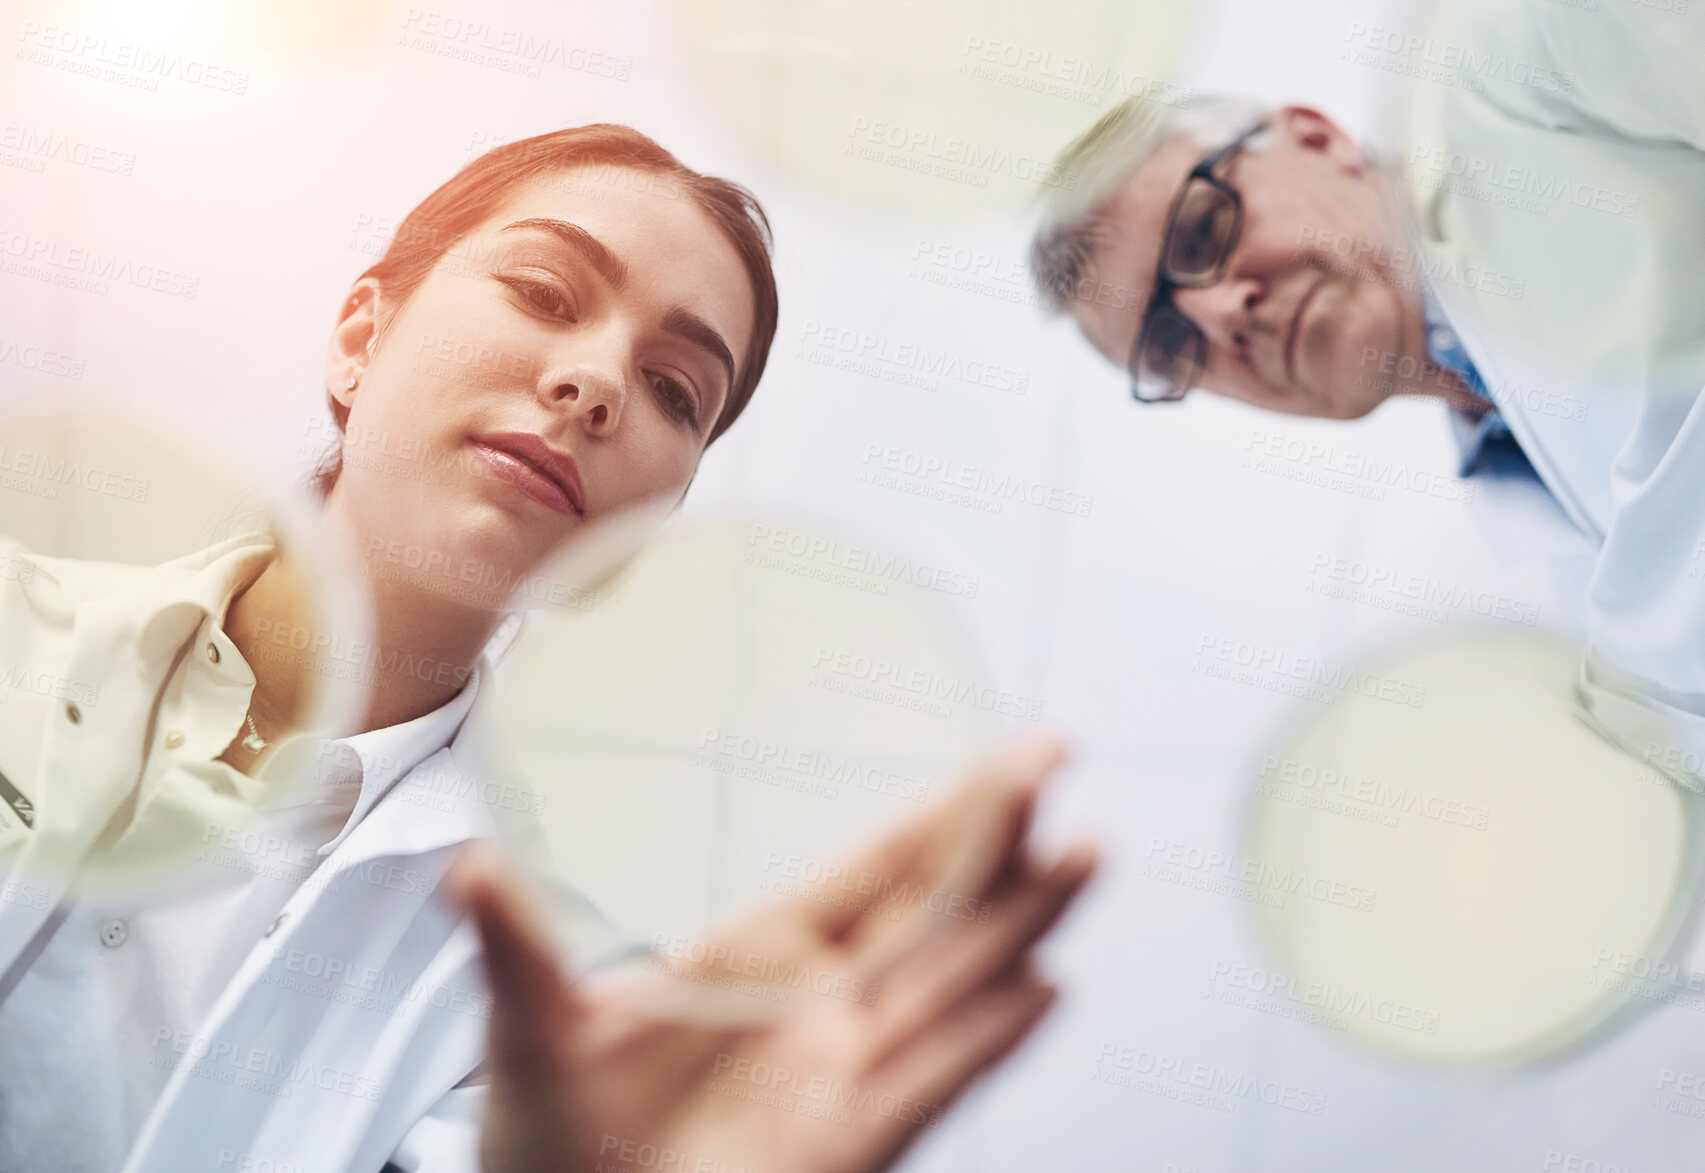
left=310, top=663, right=519, bottom=872
left=313, top=662, right=485, bottom=859
left=1415, top=279, right=1605, bottom=540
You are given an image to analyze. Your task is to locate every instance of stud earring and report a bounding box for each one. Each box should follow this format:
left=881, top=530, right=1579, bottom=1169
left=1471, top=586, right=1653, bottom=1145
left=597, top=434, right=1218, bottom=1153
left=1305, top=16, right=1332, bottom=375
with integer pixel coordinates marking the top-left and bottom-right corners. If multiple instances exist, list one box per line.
left=345, top=375, right=357, bottom=390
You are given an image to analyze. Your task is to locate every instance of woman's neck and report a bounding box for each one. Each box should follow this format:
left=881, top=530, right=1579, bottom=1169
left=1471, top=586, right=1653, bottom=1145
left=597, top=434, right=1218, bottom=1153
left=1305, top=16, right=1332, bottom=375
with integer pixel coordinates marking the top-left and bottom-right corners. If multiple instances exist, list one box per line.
left=224, top=526, right=502, bottom=744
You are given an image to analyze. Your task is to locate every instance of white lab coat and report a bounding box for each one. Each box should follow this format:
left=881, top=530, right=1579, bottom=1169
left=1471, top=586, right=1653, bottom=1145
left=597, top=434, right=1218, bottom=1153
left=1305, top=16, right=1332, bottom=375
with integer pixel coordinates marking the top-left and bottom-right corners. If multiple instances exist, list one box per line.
left=1397, top=0, right=1705, bottom=782
left=0, top=534, right=631, bottom=1172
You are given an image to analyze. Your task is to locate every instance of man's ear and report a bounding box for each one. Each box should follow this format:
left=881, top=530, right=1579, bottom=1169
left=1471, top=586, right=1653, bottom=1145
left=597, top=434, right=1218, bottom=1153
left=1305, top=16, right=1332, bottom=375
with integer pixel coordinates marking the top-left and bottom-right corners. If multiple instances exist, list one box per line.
left=1271, top=105, right=1366, bottom=175
left=325, top=277, right=385, bottom=412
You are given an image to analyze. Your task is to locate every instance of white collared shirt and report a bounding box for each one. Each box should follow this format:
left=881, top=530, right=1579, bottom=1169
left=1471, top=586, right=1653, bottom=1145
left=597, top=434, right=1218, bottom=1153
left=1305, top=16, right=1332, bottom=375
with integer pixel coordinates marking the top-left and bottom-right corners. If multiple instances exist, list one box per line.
left=0, top=532, right=479, bottom=1170
left=0, top=532, right=626, bottom=1173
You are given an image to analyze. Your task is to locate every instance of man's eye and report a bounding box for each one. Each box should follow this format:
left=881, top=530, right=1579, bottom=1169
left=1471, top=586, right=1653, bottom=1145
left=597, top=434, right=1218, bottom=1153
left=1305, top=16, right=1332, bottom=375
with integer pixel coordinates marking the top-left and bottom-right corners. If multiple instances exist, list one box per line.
left=500, top=276, right=574, bottom=321
left=1180, top=213, right=1218, bottom=264
left=648, top=372, right=700, bottom=427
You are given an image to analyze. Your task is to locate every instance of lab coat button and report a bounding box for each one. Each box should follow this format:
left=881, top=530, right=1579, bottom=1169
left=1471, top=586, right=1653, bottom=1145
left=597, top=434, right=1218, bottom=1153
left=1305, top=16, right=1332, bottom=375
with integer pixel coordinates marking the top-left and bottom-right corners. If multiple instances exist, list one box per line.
left=265, top=914, right=285, bottom=937
left=164, top=730, right=185, bottom=749
left=65, top=703, right=82, bottom=724
left=206, top=642, right=221, bottom=664
left=99, top=919, right=128, bottom=947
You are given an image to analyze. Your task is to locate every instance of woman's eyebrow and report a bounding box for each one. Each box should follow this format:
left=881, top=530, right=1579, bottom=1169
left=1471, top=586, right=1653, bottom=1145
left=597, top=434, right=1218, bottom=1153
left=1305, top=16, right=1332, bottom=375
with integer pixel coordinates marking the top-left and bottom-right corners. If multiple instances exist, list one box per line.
left=663, top=305, right=735, bottom=392
left=500, top=218, right=628, bottom=290
left=498, top=218, right=735, bottom=391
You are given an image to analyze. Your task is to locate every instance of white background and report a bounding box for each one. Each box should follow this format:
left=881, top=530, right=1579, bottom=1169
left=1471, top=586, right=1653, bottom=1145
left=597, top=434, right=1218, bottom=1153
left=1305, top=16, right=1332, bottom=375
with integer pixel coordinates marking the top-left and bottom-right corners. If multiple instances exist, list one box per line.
left=4, top=0, right=1698, bottom=1169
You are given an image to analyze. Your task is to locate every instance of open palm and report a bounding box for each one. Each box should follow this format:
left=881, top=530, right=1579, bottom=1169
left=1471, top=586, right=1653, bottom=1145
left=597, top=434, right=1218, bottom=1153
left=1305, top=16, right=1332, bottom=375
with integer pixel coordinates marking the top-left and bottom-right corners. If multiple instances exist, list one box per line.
left=448, top=736, right=1097, bottom=1173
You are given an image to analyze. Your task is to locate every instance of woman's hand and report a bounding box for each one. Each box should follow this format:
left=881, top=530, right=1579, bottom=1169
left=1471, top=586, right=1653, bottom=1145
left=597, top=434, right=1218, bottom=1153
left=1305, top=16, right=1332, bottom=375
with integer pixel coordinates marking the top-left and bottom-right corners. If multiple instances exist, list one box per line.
left=446, top=734, right=1097, bottom=1173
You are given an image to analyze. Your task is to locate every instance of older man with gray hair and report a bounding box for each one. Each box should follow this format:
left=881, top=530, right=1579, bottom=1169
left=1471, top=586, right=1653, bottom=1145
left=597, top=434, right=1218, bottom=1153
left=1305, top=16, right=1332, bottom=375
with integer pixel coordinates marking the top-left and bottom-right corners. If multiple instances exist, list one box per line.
left=1027, top=0, right=1705, bottom=784
left=1028, top=95, right=1532, bottom=481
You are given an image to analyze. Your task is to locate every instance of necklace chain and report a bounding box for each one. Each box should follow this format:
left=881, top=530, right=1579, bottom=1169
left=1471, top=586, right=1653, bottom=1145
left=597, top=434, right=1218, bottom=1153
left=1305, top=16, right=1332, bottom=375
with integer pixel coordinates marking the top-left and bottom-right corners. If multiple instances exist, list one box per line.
left=242, top=710, right=268, bottom=753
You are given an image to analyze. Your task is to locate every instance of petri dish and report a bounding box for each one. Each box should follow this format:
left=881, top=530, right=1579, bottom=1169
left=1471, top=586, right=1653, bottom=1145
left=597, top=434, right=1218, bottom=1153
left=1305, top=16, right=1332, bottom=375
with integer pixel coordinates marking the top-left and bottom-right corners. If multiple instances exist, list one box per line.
left=1244, top=628, right=1702, bottom=1064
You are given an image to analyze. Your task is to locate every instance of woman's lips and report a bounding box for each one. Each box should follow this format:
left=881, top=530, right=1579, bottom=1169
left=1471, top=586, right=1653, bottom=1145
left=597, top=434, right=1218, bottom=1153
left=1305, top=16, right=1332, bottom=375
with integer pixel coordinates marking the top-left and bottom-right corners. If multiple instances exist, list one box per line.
left=472, top=442, right=580, bottom=517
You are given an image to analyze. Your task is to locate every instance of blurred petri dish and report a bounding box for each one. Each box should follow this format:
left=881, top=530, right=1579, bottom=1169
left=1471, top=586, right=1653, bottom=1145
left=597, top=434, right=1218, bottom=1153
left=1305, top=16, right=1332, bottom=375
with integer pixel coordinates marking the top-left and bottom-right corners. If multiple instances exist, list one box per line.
left=1392, top=0, right=1705, bottom=404
left=671, top=0, right=1196, bottom=216
left=58, top=0, right=394, bottom=60
left=1244, top=628, right=1702, bottom=1064
left=487, top=512, right=993, bottom=947
left=0, top=407, right=370, bottom=900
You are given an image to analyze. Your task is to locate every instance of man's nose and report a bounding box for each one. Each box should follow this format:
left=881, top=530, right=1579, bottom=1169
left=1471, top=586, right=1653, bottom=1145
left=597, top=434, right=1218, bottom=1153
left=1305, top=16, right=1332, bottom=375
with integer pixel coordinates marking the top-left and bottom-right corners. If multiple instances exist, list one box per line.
left=542, top=364, right=628, bottom=436
left=1171, top=277, right=1263, bottom=358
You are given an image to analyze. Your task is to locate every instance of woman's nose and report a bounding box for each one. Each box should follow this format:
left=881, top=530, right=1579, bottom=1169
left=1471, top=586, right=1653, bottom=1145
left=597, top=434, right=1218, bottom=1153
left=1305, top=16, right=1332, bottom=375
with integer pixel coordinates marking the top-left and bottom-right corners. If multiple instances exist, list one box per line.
left=543, top=365, right=627, bottom=435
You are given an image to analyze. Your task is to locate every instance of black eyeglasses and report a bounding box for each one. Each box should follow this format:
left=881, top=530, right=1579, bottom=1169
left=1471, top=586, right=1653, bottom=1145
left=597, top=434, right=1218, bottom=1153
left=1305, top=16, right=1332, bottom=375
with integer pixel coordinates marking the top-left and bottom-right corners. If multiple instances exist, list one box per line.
left=1128, top=119, right=1268, bottom=404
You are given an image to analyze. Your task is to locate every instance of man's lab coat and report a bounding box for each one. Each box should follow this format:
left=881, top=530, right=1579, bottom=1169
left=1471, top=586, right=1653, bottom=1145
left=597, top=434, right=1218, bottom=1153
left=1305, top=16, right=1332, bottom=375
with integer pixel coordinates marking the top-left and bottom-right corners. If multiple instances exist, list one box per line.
left=1398, top=0, right=1705, bottom=780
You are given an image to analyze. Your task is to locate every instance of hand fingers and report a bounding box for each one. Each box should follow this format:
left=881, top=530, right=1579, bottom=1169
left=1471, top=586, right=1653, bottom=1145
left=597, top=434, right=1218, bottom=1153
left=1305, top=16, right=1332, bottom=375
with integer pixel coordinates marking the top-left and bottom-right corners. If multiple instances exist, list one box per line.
left=852, top=971, right=1059, bottom=1173
left=863, top=843, right=1096, bottom=1052
left=841, top=803, right=1091, bottom=997
left=587, top=954, right=789, bottom=1032
left=444, top=843, right=581, bottom=1080
left=897, top=741, right=1052, bottom=918
left=803, top=734, right=1067, bottom=944
left=641, top=739, right=1059, bottom=1023
left=887, top=969, right=1057, bottom=1110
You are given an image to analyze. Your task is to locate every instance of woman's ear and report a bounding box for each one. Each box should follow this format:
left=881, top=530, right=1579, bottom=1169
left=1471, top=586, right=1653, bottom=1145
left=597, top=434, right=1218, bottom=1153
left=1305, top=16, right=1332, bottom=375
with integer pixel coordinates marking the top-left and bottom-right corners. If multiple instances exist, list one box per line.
left=326, top=277, right=385, bottom=412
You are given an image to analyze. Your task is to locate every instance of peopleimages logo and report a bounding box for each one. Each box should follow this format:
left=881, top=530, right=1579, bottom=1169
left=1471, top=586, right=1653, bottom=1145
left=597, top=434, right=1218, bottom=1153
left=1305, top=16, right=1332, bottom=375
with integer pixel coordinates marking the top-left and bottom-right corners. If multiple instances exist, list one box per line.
left=1193, top=632, right=1430, bottom=708
left=797, top=320, right=1030, bottom=395
left=1241, top=429, right=1474, bottom=506
left=0, top=664, right=100, bottom=707
left=260, top=946, right=493, bottom=1020
left=1257, top=755, right=1490, bottom=829
left=0, top=123, right=136, bottom=175
left=1404, top=145, right=1642, bottom=221
left=1539, top=1150, right=1644, bottom=1173
left=0, top=230, right=199, bottom=298
left=150, top=1028, right=387, bottom=1102
left=1588, top=945, right=1705, bottom=1014
left=1093, top=1040, right=1328, bottom=1116
left=845, top=117, right=1078, bottom=190
left=859, top=444, right=1094, bottom=518
left=745, top=523, right=980, bottom=600
left=809, top=645, right=1043, bottom=721
left=1655, top=1067, right=1705, bottom=1119
left=0, top=335, right=85, bottom=380
left=1208, top=961, right=1441, bottom=1036
left=397, top=9, right=633, bottom=80
left=697, top=726, right=933, bottom=803
left=0, top=444, right=149, bottom=503
left=1341, top=23, right=1576, bottom=95
left=595, top=1134, right=753, bottom=1173
left=761, top=851, right=992, bottom=922
left=1296, top=225, right=1526, bottom=300
left=15, top=22, right=252, bottom=94
left=710, top=1052, right=945, bottom=1126
left=650, top=933, right=879, bottom=1005
left=957, top=35, right=1194, bottom=109
left=1143, top=837, right=1378, bottom=913
left=1306, top=552, right=1542, bottom=627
